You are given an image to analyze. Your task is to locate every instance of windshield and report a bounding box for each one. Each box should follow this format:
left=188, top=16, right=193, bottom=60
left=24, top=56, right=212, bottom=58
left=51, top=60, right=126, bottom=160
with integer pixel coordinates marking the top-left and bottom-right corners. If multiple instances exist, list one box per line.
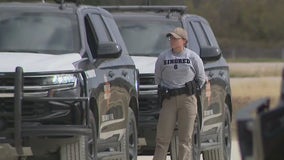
left=0, top=12, right=80, bottom=54
left=116, top=18, right=181, bottom=56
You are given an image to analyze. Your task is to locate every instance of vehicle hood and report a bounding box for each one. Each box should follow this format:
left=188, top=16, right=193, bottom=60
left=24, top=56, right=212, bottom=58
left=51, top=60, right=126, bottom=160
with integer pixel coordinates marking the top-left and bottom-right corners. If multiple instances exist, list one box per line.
left=131, top=56, right=157, bottom=74
left=0, top=52, right=81, bottom=72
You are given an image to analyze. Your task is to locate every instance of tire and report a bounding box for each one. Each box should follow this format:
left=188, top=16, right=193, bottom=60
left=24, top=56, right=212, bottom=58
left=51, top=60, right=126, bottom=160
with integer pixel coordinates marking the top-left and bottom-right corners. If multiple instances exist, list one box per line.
left=202, top=105, right=231, bottom=160
left=60, top=112, right=97, bottom=160
left=123, top=108, right=138, bottom=160
left=170, top=114, right=201, bottom=160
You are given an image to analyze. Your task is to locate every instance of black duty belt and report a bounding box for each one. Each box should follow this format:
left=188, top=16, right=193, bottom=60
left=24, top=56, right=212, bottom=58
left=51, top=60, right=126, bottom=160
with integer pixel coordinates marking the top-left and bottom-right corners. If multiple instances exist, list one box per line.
left=167, top=87, right=188, bottom=97
left=158, top=81, right=197, bottom=102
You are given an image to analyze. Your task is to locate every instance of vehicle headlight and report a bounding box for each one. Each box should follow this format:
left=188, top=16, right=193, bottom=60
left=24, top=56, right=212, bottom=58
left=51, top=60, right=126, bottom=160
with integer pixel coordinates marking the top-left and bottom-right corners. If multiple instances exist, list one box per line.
left=52, top=74, right=77, bottom=84
left=44, top=74, right=80, bottom=97
left=43, top=74, right=78, bottom=86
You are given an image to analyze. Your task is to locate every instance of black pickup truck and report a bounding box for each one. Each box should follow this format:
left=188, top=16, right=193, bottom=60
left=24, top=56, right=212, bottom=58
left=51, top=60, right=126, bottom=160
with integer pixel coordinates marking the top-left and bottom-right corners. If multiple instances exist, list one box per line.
left=103, top=5, right=233, bottom=160
left=0, top=1, right=138, bottom=160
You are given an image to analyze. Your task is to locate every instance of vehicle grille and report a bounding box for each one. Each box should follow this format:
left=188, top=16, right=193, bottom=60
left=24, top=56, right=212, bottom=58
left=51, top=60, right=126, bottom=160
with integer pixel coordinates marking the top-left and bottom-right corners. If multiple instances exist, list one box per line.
left=0, top=99, right=50, bottom=119
left=139, top=74, right=155, bottom=85
left=0, top=76, right=47, bottom=86
left=139, top=96, right=159, bottom=111
left=0, top=72, right=79, bottom=123
left=139, top=74, right=160, bottom=111
left=139, top=74, right=158, bottom=95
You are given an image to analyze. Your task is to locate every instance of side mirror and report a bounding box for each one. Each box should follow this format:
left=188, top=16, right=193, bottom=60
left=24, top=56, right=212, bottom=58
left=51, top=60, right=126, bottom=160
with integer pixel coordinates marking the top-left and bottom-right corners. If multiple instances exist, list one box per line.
left=95, top=42, right=122, bottom=58
left=200, top=46, right=221, bottom=61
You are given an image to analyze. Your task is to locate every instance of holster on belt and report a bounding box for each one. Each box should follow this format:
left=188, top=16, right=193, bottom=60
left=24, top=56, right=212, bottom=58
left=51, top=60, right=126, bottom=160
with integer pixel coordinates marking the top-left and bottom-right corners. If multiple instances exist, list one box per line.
left=158, top=85, right=170, bottom=106
left=158, top=80, right=198, bottom=106
left=185, top=80, right=198, bottom=96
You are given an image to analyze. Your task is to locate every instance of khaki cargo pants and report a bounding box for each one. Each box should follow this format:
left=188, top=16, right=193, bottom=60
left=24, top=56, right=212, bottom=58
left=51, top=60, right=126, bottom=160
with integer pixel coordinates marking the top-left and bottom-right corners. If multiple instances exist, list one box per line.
left=153, top=94, right=197, bottom=160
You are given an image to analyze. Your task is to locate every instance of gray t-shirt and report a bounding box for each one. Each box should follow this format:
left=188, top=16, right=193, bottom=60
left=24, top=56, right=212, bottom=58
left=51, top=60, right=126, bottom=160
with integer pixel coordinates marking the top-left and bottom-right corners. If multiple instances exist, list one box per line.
left=155, top=48, right=206, bottom=89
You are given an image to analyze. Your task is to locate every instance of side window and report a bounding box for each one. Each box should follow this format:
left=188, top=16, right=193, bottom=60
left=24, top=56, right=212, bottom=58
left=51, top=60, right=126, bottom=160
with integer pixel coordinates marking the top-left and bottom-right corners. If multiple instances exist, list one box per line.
left=185, top=23, right=200, bottom=54
left=191, top=21, right=210, bottom=47
left=202, top=23, right=220, bottom=48
left=84, top=16, right=98, bottom=55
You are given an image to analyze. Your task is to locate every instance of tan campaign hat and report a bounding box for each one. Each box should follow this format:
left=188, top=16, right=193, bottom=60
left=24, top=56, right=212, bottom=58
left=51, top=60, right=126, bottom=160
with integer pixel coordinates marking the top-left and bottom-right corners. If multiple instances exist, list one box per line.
left=166, top=27, right=188, bottom=41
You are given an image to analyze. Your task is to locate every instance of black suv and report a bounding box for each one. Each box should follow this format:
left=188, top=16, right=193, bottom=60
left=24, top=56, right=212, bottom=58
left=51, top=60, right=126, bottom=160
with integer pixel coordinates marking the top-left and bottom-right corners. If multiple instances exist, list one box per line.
left=103, top=6, right=232, bottom=160
left=0, top=2, right=138, bottom=160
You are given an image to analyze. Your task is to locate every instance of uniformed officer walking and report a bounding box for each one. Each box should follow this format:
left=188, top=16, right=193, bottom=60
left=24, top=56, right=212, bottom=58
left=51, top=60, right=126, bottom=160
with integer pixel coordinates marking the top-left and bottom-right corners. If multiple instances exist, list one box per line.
left=153, top=27, right=206, bottom=160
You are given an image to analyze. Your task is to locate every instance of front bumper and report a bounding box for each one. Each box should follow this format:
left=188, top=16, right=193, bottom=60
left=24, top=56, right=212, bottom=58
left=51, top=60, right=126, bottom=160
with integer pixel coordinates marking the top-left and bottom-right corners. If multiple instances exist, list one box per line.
left=0, top=67, right=91, bottom=157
